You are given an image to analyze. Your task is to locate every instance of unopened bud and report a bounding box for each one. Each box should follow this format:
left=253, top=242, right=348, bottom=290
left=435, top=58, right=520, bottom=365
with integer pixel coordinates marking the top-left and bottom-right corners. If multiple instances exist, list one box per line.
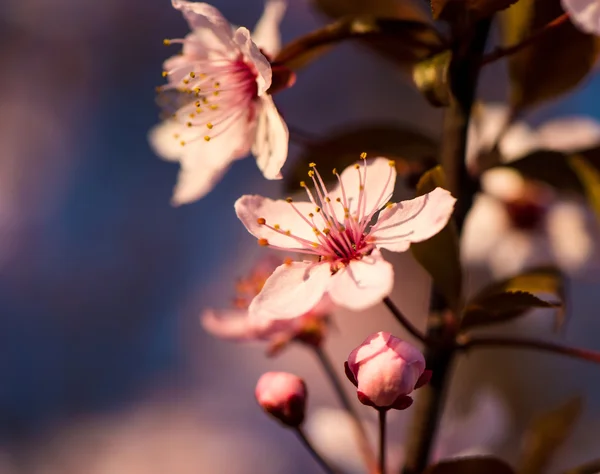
left=345, top=332, right=430, bottom=410
left=255, top=372, right=307, bottom=427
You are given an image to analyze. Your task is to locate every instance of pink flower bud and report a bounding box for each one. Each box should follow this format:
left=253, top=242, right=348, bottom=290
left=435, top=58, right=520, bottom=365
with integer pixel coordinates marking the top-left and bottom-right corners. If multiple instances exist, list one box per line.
left=345, top=332, right=430, bottom=410
left=255, top=372, right=307, bottom=427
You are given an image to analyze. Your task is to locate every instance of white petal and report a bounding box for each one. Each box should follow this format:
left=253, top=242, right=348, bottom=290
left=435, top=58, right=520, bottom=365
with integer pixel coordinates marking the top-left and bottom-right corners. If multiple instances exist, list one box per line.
left=171, top=0, right=236, bottom=53
left=252, top=95, right=289, bottom=180
left=248, top=262, right=331, bottom=320
left=148, top=120, right=188, bottom=162
left=233, top=27, right=272, bottom=96
left=480, top=168, right=527, bottom=202
left=370, top=188, right=456, bottom=252
left=535, top=116, right=600, bottom=152
left=488, top=230, right=552, bottom=278
left=547, top=200, right=597, bottom=274
left=201, top=309, right=255, bottom=340
left=328, top=158, right=397, bottom=221
left=561, top=0, right=600, bottom=34
left=235, top=195, right=321, bottom=248
left=329, top=250, right=394, bottom=311
left=499, top=121, right=539, bottom=162
left=252, top=0, right=287, bottom=57
left=461, top=193, right=508, bottom=265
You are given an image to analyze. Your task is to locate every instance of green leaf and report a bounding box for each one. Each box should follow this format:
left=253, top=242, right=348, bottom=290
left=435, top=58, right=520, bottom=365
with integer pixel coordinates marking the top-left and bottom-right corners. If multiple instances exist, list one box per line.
left=519, top=397, right=583, bottom=474
left=273, top=16, right=446, bottom=71
left=462, top=266, right=566, bottom=330
left=432, top=0, right=519, bottom=22
left=284, top=123, right=439, bottom=192
left=563, top=459, right=600, bottom=474
left=424, top=457, right=515, bottom=474
left=568, top=154, right=600, bottom=228
left=500, top=0, right=600, bottom=110
left=411, top=166, right=463, bottom=312
left=461, top=290, right=560, bottom=330
left=413, top=50, right=453, bottom=107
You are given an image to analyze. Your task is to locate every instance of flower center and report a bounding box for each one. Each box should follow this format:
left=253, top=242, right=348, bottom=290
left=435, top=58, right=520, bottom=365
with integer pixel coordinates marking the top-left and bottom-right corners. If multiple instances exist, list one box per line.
left=504, top=197, right=547, bottom=231
left=159, top=41, right=259, bottom=146
left=257, top=156, right=396, bottom=269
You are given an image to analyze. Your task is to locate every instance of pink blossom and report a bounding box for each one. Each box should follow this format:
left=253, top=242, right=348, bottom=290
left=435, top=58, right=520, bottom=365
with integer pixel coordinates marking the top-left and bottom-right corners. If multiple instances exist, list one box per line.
left=255, top=372, right=307, bottom=427
left=201, top=256, right=331, bottom=355
left=235, top=157, right=456, bottom=319
left=345, top=332, right=429, bottom=409
left=149, top=0, right=289, bottom=205
left=561, top=0, right=600, bottom=34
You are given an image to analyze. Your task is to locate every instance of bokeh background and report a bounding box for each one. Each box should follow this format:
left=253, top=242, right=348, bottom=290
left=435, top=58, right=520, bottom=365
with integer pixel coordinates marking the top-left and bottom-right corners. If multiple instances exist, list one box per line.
left=2, top=0, right=600, bottom=472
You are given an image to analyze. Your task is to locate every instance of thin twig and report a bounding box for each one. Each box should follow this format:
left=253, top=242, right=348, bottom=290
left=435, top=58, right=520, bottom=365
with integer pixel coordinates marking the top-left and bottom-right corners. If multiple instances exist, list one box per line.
left=295, top=427, right=339, bottom=474
left=378, top=410, right=388, bottom=474
left=481, top=12, right=570, bottom=66
left=314, top=347, right=378, bottom=473
left=457, top=335, right=600, bottom=365
left=383, top=297, right=428, bottom=345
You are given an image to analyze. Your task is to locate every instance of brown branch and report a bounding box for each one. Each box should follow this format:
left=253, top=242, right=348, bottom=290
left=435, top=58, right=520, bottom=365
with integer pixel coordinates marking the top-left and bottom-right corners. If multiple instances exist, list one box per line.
left=383, top=297, right=429, bottom=345
left=457, top=335, right=600, bottom=365
left=481, top=12, right=570, bottom=66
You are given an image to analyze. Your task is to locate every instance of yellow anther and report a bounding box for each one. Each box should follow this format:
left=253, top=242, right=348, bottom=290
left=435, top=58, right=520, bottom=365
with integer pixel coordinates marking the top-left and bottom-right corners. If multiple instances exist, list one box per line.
left=193, top=87, right=201, bottom=93
left=313, top=228, right=319, bottom=234
left=213, top=91, right=219, bottom=96
left=311, top=243, right=319, bottom=248
left=155, top=86, right=163, bottom=93
left=315, top=207, right=321, bottom=213
left=360, top=152, right=367, bottom=159
left=332, top=168, right=337, bottom=175
left=190, top=72, right=196, bottom=78
left=258, top=238, right=269, bottom=246
left=309, top=213, right=314, bottom=218
left=196, top=108, right=203, bottom=113
left=386, top=202, right=394, bottom=208
left=284, top=257, right=292, bottom=266
left=354, top=164, right=360, bottom=169
left=325, top=197, right=331, bottom=203
left=214, top=81, right=220, bottom=88
left=299, top=181, right=306, bottom=188
left=207, top=123, right=213, bottom=129
left=336, top=197, right=341, bottom=202
left=309, top=162, right=316, bottom=168
left=162, top=71, right=168, bottom=77
left=189, top=113, right=195, bottom=118
left=339, top=225, right=345, bottom=231
left=210, top=105, right=218, bottom=110
left=274, top=224, right=280, bottom=230
left=195, top=101, right=201, bottom=107
left=359, top=185, right=364, bottom=190
left=388, top=160, right=396, bottom=167
left=344, top=207, right=349, bottom=212
left=187, top=122, right=192, bottom=127
left=285, top=197, right=293, bottom=203
left=257, top=217, right=266, bottom=225
left=204, top=136, right=211, bottom=141
left=308, top=170, right=315, bottom=177
left=202, top=97, right=208, bottom=104
left=285, top=230, right=291, bottom=235
left=323, top=228, right=331, bottom=235
left=163, top=39, right=171, bottom=46
left=200, top=73, right=207, bottom=78
left=183, top=79, right=189, bottom=85
left=174, top=133, right=180, bottom=139
left=180, top=141, right=186, bottom=146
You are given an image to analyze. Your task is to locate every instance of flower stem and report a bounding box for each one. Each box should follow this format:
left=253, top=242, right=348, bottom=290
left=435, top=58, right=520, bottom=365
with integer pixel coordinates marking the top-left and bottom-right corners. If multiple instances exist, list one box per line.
left=378, top=409, right=388, bottom=474
left=481, top=12, right=570, bottom=66
left=295, top=427, right=339, bottom=474
left=401, top=18, right=492, bottom=474
left=457, top=335, right=600, bottom=364
left=314, top=347, right=378, bottom=473
left=383, top=297, right=428, bottom=345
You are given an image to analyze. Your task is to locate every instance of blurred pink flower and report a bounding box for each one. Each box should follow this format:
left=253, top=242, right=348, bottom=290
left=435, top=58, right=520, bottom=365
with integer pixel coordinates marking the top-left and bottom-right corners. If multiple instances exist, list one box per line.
left=235, top=157, right=456, bottom=319
left=345, top=332, right=429, bottom=409
left=255, top=371, right=307, bottom=427
left=201, top=256, right=331, bottom=355
left=150, top=0, right=289, bottom=204
left=561, top=0, right=600, bottom=34
left=464, top=104, right=600, bottom=278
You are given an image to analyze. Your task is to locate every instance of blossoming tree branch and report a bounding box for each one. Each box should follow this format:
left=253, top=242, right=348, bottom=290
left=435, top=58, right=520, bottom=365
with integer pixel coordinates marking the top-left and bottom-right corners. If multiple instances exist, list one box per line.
left=149, top=0, right=600, bottom=472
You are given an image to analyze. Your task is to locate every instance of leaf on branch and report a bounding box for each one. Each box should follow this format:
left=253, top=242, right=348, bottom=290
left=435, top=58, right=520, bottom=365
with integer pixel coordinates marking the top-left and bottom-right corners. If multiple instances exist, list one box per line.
left=413, top=50, right=453, bottom=107
left=460, top=266, right=566, bottom=331
left=563, top=459, right=600, bottom=474
left=411, top=166, right=463, bottom=313
left=424, top=456, right=515, bottom=474
left=461, top=290, right=560, bottom=330
left=272, top=16, right=446, bottom=71
left=519, top=397, right=583, bottom=474
left=500, top=0, right=600, bottom=110
left=285, top=123, right=439, bottom=192
left=432, top=0, right=519, bottom=22
left=568, top=154, right=600, bottom=229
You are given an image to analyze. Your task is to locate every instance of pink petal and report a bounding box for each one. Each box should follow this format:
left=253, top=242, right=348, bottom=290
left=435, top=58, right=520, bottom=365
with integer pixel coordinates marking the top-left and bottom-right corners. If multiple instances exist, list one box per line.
left=370, top=187, right=456, bottom=252
left=148, top=120, right=188, bottom=162
left=328, top=249, right=394, bottom=310
left=171, top=0, right=236, bottom=54
left=252, top=96, right=289, bottom=180
left=561, top=0, right=600, bottom=34
left=536, top=116, right=600, bottom=152
left=248, top=262, right=330, bottom=320
left=233, top=27, right=272, bottom=96
left=201, top=309, right=255, bottom=340
left=328, top=158, right=397, bottom=221
left=251, top=0, right=287, bottom=57
left=235, top=195, right=319, bottom=248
